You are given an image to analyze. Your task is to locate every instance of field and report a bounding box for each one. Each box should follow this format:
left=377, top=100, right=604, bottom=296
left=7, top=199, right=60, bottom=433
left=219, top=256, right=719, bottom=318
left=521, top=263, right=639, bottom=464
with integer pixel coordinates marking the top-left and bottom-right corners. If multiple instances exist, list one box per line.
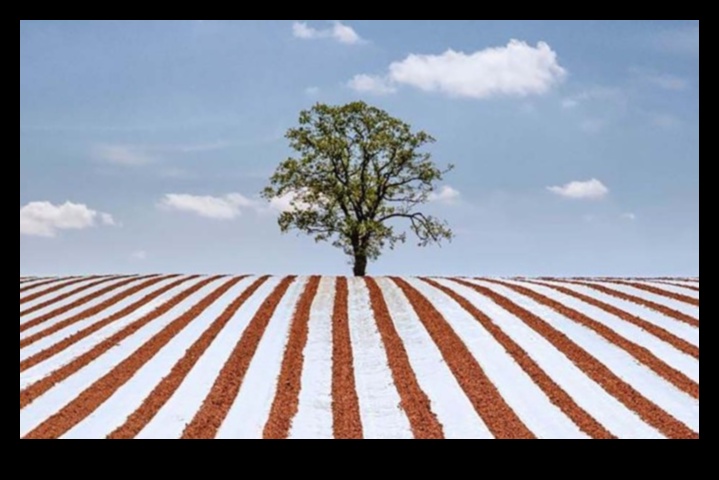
left=19, top=275, right=699, bottom=439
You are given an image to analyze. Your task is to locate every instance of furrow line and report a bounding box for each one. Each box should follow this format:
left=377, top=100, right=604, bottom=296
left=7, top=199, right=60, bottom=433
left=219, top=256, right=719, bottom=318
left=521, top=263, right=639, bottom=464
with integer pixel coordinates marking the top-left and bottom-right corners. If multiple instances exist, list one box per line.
left=181, top=277, right=297, bottom=439
left=391, top=277, right=535, bottom=439
left=652, top=281, right=700, bottom=293
left=482, top=279, right=698, bottom=399
left=19, top=276, right=225, bottom=410
left=263, top=276, right=321, bottom=439
left=107, top=276, right=267, bottom=439
left=557, top=280, right=699, bottom=328
left=20, top=276, right=159, bottom=335
left=20, top=277, right=78, bottom=295
left=21, top=276, right=130, bottom=317
left=420, top=278, right=613, bottom=439
left=528, top=280, right=698, bottom=359
left=450, top=278, right=697, bottom=439
left=603, top=280, right=698, bottom=307
left=23, top=277, right=244, bottom=439
left=20, top=276, right=178, bottom=347
left=364, top=278, right=444, bottom=439
left=331, top=277, right=363, bottom=440
left=20, top=276, right=201, bottom=374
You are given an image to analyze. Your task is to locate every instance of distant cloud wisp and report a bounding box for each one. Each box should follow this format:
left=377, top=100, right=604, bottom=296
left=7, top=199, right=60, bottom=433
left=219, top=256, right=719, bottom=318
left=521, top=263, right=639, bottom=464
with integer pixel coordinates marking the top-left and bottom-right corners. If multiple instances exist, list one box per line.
left=95, top=142, right=230, bottom=167
left=547, top=179, right=609, bottom=200
left=131, top=250, right=148, bottom=260
left=159, top=193, right=259, bottom=220
left=159, top=190, right=328, bottom=220
left=629, top=67, right=688, bottom=91
left=649, top=113, right=681, bottom=129
left=349, top=39, right=566, bottom=99
left=429, top=185, right=461, bottom=205
left=20, top=201, right=117, bottom=237
left=651, top=24, right=699, bottom=56
left=95, top=145, right=155, bottom=166
left=292, top=21, right=364, bottom=45
left=646, top=73, right=688, bottom=91
left=347, top=75, right=397, bottom=95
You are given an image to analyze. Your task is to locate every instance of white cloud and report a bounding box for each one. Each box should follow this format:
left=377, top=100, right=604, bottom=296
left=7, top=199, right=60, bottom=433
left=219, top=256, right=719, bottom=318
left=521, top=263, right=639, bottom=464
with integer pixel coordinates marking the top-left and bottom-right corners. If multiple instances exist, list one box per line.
left=159, top=193, right=260, bottom=220
left=561, top=98, right=579, bottom=109
left=350, top=40, right=566, bottom=99
left=347, top=74, right=397, bottom=95
left=99, top=213, right=117, bottom=226
left=131, top=250, right=148, bottom=260
left=269, top=192, right=296, bottom=213
left=20, top=201, right=117, bottom=237
left=292, top=21, right=364, bottom=45
left=429, top=186, right=461, bottom=205
left=547, top=179, right=609, bottom=200
left=268, top=190, right=318, bottom=213
left=331, top=21, right=362, bottom=44
left=304, top=86, right=320, bottom=96
left=621, top=213, right=637, bottom=221
left=292, top=22, right=317, bottom=39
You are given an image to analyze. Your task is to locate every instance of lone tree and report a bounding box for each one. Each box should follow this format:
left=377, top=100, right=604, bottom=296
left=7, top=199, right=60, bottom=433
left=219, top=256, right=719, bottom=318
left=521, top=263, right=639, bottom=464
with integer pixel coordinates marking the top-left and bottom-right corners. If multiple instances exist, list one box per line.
left=262, top=101, right=454, bottom=277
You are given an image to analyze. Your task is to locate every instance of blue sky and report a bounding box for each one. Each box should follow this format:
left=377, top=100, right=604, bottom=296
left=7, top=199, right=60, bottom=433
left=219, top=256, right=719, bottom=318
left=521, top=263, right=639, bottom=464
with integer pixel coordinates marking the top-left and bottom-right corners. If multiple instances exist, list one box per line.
left=20, top=20, right=699, bottom=277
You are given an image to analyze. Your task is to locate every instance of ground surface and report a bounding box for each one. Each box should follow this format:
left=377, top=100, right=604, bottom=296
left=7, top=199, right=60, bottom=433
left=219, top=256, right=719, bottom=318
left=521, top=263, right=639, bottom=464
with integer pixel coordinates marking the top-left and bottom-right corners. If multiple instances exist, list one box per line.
left=19, top=275, right=699, bottom=439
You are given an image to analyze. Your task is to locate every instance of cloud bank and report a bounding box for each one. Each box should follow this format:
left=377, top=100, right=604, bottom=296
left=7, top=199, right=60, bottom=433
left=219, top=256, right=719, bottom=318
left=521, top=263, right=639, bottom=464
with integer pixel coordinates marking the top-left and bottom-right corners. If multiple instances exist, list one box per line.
left=349, top=39, right=566, bottom=99
left=547, top=179, right=609, bottom=200
left=20, top=201, right=117, bottom=237
left=292, top=21, right=363, bottom=45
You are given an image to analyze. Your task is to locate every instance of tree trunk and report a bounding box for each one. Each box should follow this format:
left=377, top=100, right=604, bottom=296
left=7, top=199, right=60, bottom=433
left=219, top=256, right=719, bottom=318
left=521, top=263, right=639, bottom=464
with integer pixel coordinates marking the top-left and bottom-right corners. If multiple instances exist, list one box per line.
left=353, top=254, right=368, bottom=277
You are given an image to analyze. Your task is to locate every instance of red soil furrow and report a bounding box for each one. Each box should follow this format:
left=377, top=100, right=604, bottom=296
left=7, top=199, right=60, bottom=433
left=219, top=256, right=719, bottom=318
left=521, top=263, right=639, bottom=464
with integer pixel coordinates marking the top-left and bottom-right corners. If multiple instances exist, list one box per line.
left=20, top=276, right=201, bottom=374
left=20, top=278, right=41, bottom=285
left=181, top=277, right=297, bottom=439
left=650, top=277, right=699, bottom=283
left=559, top=280, right=699, bottom=328
left=20, top=276, right=225, bottom=411
left=391, top=277, right=535, bottom=439
left=450, top=279, right=698, bottom=439
left=654, top=281, right=700, bottom=293
left=420, top=278, right=613, bottom=439
left=20, top=277, right=78, bottom=295
left=602, top=280, right=699, bottom=307
left=108, top=276, right=267, bottom=439
left=23, top=277, right=244, bottom=440
left=20, top=275, right=158, bottom=335
left=20, top=275, right=177, bottom=349
left=482, top=280, right=698, bottom=399
left=263, top=277, right=322, bottom=439
left=528, top=280, right=699, bottom=359
left=21, top=276, right=130, bottom=317
left=364, top=278, right=445, bottom=439
left=20, top=276, right=101, bottom=304
left=331, top=278, right=364, bottom=440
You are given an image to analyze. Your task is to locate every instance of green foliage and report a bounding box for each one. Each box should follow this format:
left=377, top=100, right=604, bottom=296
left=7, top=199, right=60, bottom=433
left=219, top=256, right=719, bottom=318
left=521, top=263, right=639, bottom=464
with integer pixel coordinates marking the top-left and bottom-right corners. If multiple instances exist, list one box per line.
left=261, top=101, right=454, bottom=274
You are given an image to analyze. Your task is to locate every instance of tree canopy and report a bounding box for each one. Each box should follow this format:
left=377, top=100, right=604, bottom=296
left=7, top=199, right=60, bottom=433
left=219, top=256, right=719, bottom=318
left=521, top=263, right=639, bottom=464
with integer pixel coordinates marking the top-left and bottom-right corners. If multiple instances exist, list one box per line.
left=262, top=101, right=454, bottom=276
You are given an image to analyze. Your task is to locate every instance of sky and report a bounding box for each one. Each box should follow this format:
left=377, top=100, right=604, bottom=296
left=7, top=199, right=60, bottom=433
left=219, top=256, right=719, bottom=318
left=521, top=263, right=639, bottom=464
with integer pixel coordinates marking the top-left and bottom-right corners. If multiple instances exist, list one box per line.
left=20, top=20, right=700, bottom=277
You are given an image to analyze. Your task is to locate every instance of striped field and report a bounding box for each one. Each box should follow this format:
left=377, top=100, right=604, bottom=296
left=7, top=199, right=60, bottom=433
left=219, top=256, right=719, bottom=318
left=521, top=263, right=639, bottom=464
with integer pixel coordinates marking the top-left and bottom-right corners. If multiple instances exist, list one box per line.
left=19, top=275, right=699, bottom=439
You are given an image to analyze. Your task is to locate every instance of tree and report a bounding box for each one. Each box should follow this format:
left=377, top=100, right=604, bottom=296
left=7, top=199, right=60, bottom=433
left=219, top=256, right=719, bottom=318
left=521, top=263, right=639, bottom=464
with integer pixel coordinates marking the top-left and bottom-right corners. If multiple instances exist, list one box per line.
left=262, top=101, right=455, bottom=277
